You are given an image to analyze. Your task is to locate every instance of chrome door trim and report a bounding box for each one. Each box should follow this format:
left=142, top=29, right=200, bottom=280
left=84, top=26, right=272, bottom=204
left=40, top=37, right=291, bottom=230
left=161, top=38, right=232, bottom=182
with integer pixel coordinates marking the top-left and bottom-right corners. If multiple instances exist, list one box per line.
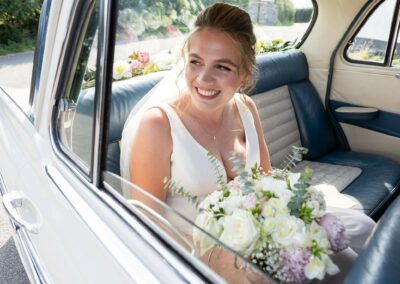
left=45, top=165, right=161, bottom=283
left=0, top=172, right=50, bottom=284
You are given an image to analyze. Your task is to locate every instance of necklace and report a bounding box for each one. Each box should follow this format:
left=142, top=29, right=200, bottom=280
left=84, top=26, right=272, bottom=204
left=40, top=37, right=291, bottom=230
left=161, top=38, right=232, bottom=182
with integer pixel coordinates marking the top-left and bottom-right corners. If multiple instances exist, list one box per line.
left=188, top=111, right=225, bottom=141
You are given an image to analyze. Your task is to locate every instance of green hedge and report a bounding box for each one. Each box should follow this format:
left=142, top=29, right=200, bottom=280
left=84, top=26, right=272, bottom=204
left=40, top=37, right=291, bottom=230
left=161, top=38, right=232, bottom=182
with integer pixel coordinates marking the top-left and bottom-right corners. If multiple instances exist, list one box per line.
left=0, top=0, right=43, bottom=46
left=295, top=8, right=313, bottom=23
left=274, top=0, right=295, bottom=26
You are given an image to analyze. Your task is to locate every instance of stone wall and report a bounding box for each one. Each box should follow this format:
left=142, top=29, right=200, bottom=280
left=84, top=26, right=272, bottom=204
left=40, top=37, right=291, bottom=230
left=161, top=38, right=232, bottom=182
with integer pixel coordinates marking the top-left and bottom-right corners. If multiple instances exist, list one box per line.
left=248, top=0, right=278, bottom=26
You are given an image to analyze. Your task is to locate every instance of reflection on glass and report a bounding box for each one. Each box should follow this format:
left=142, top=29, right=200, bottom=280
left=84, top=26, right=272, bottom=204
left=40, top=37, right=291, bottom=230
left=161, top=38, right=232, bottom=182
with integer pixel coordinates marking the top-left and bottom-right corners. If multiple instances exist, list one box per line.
left=110, top=0, right=313, bottom=85
left=103, top=171, right=275, bottom=284
left=58, top=1, right=99, bottom=172
left=347, top=0, right=396, bottom=63
left=392, top=26, right=400, bottom=67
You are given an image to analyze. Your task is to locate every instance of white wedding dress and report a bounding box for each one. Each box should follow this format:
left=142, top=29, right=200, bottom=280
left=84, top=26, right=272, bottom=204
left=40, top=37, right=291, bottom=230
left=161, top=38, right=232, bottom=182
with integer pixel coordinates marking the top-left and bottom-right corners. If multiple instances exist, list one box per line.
left=120, top=76, right=375, bottom=282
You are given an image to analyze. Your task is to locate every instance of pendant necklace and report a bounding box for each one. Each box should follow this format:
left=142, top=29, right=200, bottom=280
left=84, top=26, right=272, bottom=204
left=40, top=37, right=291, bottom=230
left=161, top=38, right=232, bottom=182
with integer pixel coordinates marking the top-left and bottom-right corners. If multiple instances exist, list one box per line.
left=189, top=111, right=224, bottom=142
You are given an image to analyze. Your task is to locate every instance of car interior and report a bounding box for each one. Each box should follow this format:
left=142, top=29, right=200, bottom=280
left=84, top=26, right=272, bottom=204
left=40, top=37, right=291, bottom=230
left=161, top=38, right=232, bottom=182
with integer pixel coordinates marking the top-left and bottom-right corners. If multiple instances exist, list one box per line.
left=64, top=0, right=400, bottom=282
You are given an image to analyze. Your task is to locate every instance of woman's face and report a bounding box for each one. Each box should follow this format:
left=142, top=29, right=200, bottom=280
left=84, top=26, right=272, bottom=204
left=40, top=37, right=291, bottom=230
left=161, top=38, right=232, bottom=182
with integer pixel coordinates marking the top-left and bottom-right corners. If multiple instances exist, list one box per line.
left=184, top=27, right=245, bottom=113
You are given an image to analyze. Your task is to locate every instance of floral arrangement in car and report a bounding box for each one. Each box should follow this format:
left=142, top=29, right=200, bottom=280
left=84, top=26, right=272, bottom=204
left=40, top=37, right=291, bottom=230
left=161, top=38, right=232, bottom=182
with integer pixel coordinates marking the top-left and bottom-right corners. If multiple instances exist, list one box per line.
left=255, top=37, right=298, bottom=54
left=169, top=147, right=349, bottom=284
left=82, top=37, right=297, bottom=89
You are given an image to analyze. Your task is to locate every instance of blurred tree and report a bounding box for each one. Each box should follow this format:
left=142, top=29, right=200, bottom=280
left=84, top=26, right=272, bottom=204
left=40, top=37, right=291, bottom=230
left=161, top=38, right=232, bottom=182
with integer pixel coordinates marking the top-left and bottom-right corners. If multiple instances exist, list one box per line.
left=274, top=0, right=295, bottom=26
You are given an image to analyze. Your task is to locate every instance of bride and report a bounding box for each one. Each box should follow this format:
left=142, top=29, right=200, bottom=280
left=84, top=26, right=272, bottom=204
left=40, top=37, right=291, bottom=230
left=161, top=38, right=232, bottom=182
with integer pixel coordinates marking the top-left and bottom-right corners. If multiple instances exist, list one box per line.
left=120, top=3, right=375, bottom=283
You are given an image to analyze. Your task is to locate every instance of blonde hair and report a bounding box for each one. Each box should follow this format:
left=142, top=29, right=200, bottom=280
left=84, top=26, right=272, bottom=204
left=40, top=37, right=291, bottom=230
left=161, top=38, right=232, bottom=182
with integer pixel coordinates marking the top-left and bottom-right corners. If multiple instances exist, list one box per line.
left=181, top=3, right=257, bottom=93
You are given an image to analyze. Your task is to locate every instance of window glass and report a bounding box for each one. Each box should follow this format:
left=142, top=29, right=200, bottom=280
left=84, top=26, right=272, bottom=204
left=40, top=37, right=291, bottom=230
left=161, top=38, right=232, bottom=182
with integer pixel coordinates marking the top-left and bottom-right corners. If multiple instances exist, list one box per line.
left=392, top=27, right=400, bottom=67
left=106, top=0, right=314, bottom=86
left=103, top=171, right=272, bottom=283
left=57, top=2, right=99, bottom=172
left=104, top=0, right=314, bottom=280
left=0, top=0, right=45, bottom=111
left=346, top=0, right=396, bottom=64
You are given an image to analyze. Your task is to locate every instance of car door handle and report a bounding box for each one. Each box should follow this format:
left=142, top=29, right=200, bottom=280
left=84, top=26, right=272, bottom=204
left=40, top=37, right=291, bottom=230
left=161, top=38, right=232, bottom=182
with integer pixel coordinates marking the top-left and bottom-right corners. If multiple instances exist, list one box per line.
left=2, top=191, right=42, bottom=234
left=395, top=73, right=400, bottom=79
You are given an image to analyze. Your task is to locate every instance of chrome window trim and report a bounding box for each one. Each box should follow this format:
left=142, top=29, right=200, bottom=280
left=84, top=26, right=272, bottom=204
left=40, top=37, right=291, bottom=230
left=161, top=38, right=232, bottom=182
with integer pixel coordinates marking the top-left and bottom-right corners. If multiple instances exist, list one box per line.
left=91, top=0, right=112, bottom=186
left=50, top=0, right=97, bottom=177
left=29, top=0, right=52, bottom=110
left=343, top=0, right=400, bottom=67
left=0, top=172, right=50, bottom=284
left=387, top=0, right=400, bottom=66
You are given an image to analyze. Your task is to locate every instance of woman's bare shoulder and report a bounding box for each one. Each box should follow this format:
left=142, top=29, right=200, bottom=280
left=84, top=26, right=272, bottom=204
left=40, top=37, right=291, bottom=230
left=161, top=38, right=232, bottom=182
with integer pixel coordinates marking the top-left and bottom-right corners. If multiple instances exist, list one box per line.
left=137, top=107, right=171, bottom=139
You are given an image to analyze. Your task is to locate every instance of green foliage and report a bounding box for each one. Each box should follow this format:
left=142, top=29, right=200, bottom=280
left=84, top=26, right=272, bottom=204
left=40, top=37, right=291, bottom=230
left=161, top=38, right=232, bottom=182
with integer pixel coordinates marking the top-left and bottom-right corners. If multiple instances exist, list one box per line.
left=0, top=0, right=43, bottom=54
left=274, top=0, right=295, bottom=26
left=255, top=38, right=298, bottom=54
left=272, top=145, right=308, bottom=179
left=230, top=154, right=254, bottom=195
left=207, top=152, right=227, bottom=189
left=287, top=166, right=313, bottom=221
left=295, top=8, right=313, bottom=23
left=164, top=178, right=200, bottom=207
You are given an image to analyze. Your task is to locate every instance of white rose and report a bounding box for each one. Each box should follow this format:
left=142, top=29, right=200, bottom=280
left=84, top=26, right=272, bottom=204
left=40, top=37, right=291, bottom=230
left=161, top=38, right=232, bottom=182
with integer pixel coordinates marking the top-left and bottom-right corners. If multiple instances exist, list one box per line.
left=193, top=212, right=222, bottom=256
left=271, top=215, right=306, bottom=247
left=113, top=61, right=132, bottom=80
left=263, top=217, right=277, bottom=234
left=219, top=209, right=260, bottom=257
left=261, top=176, right=287, bottom=192
left=220, top=195, right=242, bottom=215
left=262, top=198, right=289, bottom=217
left=306, top=199, right=324, bottom=218
left=287, top=172, right=301, bottom=188
left=304, top=254, right=339, bottom=281
left=308, top=221, right=330, bottom=249
left=322, top=254, right=339, bottom=275
left=198, top=190, right=223, bottom=210
left=305, top=256, right=325, bottom=280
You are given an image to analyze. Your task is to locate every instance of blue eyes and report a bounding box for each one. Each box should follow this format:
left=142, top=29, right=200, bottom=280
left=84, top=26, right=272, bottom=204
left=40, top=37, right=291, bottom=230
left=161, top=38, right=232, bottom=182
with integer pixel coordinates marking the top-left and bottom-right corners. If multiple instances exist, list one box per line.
left=189, top=60, right=231, bottom=72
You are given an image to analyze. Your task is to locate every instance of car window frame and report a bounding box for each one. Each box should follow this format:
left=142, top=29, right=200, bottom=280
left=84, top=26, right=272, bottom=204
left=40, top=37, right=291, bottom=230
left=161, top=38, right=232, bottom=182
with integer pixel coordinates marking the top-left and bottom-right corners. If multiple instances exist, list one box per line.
left=343, top=0, right=400, bottom=67
left=51, top=0, right=102, bottom=180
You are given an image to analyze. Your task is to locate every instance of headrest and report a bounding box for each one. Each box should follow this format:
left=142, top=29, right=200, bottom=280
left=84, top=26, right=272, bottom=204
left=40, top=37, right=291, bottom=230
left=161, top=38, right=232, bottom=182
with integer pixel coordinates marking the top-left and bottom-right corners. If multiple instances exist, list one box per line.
left=250, top=50, right=309, bottom=95
left=108, top=71, right=165, bottom=142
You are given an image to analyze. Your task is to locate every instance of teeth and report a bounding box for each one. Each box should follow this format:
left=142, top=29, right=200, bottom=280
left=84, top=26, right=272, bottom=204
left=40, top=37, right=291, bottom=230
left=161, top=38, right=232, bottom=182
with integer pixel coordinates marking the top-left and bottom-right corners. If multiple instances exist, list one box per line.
left=197, top=88, right=219, bottom=97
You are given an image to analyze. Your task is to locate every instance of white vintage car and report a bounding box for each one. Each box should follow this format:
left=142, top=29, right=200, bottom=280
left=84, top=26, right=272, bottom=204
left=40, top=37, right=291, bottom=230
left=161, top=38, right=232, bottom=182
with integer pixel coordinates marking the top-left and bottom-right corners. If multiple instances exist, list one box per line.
left=1, top=0, right=400, bottom=283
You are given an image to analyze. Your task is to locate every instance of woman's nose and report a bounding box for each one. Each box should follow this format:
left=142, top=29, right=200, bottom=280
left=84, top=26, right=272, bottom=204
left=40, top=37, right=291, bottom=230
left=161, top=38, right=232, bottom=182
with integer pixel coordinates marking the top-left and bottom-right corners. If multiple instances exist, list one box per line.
left=197, top=67, right=215, bottom=84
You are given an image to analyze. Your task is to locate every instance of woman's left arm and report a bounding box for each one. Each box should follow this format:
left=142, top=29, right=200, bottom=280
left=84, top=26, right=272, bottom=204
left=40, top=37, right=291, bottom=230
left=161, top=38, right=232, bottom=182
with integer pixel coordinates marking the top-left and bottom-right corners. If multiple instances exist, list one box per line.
left=244, top=95, right=273, bottom=174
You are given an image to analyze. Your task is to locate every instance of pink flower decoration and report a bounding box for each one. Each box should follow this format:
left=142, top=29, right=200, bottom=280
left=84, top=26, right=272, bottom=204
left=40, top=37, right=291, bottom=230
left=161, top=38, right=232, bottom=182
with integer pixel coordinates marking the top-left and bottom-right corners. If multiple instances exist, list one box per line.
left=137, top=51, right=149, bottom=63
left=131, top=60, right=144, bottom=70
left=166, top=24, right=178, bottom=37
left=281, top=247, right=311, bottom=284
left=242, top=193, right=257, bottom=209
left=319, top=213, right=350, bottom=252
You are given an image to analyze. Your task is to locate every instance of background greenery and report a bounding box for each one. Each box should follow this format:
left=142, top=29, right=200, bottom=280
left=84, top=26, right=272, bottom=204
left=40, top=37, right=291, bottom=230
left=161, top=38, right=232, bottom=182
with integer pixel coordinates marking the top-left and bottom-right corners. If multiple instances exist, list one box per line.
left=0, top=0, right=43, bottom=55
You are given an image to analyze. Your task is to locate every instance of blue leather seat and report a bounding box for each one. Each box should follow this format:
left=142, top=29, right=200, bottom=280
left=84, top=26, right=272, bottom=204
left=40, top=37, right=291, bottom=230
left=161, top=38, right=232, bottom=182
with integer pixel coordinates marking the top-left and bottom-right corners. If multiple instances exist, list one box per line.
left=344, top=197, right=400, bottom=284
left=72, top=71, right=165, bottom=174
left=73, top=50, right=400, bottom=219
left=250, top=50, right=400, bottom=218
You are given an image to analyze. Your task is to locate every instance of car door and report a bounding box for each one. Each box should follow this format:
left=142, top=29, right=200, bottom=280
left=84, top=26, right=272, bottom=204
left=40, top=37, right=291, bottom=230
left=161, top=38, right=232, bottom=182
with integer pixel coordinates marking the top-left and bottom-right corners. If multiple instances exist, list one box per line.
left=0, top=0, right=216, bottom=282
left=329, top=0, right=400, bottom=161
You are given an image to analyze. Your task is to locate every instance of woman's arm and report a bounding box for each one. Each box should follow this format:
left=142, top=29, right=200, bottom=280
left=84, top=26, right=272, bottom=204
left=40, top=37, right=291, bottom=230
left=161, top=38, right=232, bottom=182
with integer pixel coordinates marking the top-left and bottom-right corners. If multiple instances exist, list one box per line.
left=244, top=95, right=273, bottom=174
left=130, top=107, right=172, bottom=202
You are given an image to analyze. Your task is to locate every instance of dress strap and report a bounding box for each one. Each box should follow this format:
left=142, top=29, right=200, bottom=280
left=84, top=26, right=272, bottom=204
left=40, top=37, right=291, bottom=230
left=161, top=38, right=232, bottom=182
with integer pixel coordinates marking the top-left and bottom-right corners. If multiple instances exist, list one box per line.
left=234, top=93, right=260, bottom=170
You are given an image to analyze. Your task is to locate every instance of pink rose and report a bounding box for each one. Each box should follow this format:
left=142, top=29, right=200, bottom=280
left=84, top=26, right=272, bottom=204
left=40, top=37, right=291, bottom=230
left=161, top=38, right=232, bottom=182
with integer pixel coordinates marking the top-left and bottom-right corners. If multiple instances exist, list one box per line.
left=319, top=213, right=350, bottom=252
left=131, top=59, right=144, bottom=70
left=137, top=51, right=149, bottom=63
left=281, top=247, right=311, bottom=284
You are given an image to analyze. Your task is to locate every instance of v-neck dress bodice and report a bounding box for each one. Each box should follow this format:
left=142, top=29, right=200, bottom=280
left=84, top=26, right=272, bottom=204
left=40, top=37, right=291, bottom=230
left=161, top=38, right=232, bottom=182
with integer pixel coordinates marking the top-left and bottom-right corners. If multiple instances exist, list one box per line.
left=159, top=94, right=260, bottom=225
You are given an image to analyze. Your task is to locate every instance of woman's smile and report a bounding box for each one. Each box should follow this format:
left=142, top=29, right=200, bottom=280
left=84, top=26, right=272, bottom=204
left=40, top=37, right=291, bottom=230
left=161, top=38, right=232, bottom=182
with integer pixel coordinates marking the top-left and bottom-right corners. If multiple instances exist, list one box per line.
left=195, top=87, right=221, bottom=98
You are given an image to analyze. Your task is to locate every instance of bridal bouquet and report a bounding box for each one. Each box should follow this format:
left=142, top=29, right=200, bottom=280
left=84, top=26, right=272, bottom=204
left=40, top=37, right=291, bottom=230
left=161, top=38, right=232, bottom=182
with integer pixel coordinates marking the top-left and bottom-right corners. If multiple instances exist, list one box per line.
left=190, top=150, right=349, bottom=284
